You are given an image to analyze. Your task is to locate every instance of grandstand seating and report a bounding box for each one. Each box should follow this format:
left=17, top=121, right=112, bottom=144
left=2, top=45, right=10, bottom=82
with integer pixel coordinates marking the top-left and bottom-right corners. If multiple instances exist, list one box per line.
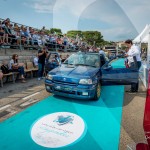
left=0, top=18, right=85, bottom=52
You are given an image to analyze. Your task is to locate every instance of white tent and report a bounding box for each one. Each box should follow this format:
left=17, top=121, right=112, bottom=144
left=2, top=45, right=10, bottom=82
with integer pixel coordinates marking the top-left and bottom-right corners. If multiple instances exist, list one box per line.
left=141, top=34, right=149, bottom=43
left=133, top=24, right=150, bottom=43
left=133, top=24, right=150, bottom=88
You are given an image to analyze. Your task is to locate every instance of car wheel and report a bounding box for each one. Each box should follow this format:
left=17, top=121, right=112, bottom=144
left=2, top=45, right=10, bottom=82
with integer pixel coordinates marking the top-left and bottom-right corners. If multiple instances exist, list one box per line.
left=93, top=83, right=101, bottom=101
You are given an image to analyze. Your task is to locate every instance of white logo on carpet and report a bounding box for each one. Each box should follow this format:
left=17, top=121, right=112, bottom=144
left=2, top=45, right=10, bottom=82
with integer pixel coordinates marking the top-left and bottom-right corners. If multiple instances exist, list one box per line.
left=31, top=112, right=86, bottom=148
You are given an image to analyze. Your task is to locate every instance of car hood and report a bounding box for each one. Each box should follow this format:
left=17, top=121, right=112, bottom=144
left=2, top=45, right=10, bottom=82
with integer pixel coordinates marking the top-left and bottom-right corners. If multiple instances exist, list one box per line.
left=49, top=64, right=99, bottom=79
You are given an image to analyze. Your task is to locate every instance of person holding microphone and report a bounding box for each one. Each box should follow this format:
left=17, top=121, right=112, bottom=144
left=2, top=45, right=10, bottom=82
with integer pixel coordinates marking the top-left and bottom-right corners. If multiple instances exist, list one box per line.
left=38, top=46, right=48, bottom=80
left=124, top=39, right=141, bottom=92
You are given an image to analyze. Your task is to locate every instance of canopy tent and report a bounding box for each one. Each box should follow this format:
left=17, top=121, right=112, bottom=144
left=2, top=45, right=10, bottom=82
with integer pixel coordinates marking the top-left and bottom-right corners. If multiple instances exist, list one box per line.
left=133, top=24, right=150, bottom=88
left=141, top=34, right=149, bottom=43
left=133, top=24, right=150, bottom=43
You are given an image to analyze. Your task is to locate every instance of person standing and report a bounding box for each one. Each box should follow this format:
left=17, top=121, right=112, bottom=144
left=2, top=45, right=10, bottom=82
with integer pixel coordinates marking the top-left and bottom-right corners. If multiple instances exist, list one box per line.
left=38, top=46, right=48, bottom=80
left=99, top=47, right=105, bottom=56
left=124, top=39, right=141, bottom=92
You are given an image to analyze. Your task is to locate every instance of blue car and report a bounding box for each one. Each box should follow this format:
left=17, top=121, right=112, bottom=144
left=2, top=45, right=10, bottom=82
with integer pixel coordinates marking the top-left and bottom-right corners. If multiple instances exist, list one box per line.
left=45, top=52, right=138, bottom=100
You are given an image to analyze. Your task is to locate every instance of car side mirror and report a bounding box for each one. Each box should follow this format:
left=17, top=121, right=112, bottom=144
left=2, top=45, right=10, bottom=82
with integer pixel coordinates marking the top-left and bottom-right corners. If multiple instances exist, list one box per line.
left=103, top=65, right=112, bottom=70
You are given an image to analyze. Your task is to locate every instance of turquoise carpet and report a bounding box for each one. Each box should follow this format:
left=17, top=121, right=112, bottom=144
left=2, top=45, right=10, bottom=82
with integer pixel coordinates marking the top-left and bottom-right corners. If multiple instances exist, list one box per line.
left=0, top=59, right=125, bottom=150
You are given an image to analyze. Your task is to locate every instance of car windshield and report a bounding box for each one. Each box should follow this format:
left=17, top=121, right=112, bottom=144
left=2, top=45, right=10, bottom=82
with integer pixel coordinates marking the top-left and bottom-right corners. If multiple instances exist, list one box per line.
left=64, top=53, right=100, bottom=68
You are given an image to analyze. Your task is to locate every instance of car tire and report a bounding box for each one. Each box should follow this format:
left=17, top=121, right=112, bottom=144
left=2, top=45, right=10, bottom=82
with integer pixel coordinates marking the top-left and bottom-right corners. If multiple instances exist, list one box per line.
left=93, top=82, right=101, bottom=101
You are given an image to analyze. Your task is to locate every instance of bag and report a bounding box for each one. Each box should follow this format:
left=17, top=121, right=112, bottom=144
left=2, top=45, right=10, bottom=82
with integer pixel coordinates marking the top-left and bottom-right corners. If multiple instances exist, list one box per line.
left=1, top=65, right=10, bottom=74
left=12, top=64, right=19, bottom=70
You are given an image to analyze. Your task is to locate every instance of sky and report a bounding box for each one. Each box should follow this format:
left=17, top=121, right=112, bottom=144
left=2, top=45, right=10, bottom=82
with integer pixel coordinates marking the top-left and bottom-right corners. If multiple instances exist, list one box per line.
left=0, top=0, right=150, bottom=41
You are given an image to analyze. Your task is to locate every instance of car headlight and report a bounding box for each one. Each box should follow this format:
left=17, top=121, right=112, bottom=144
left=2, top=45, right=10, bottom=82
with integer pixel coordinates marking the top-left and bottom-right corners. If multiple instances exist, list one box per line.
left=47, top=74, right=53, bottom=80
left=79, top=79, right=92, bottom=85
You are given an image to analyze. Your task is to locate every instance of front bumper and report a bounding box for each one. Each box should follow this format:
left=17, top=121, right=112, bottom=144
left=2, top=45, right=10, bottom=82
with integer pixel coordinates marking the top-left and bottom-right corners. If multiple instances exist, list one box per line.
left=45, top=79, right=96, bottom=100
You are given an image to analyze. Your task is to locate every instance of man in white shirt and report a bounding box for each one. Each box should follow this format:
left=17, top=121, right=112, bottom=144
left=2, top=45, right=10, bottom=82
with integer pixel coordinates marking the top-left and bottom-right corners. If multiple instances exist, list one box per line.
left=125, top=39, right=141, bottom=92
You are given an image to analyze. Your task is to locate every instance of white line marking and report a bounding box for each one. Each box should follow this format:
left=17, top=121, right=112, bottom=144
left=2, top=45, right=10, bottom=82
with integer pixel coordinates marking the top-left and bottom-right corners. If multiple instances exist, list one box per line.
left=23, top=92, right=40, bottom=100
left=20, top=99, right=38, bottom=107
left=0, top=105, right=11, bottom=111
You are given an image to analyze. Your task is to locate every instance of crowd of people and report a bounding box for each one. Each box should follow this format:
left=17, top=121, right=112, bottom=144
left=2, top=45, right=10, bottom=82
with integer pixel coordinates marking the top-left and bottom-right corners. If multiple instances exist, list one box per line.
left=0, top=18, right=96, bottom=51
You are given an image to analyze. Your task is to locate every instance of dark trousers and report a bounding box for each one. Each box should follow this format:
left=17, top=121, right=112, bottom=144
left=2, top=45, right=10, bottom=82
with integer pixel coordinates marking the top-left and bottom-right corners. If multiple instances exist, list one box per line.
left=13, top=66, right=25, bottom=76
left=38, top=63, right=45, bottom=78
left=130, top=61, right=141, bottom=91
left=18, top=66, right=25, bottom=76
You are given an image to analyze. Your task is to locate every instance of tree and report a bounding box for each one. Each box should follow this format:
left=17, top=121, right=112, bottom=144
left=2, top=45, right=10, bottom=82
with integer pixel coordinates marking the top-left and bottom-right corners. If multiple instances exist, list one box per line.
left=67, top=30, right=82, bottom=38
left=82, top=31, right=104, bottom=47
left=50, top=28, right=62, bottom=35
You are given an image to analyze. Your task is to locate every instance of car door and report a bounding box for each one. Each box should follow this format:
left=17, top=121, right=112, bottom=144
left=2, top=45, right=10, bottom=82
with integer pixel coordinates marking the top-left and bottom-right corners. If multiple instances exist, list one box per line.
left=101, top=62, right=139, bottom=86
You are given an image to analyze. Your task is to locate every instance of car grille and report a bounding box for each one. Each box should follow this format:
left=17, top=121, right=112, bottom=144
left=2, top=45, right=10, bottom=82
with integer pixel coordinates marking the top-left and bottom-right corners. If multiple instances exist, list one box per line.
left=54, top=89, right=76, bottom=94
left=53, top=80, right=77, bottom=86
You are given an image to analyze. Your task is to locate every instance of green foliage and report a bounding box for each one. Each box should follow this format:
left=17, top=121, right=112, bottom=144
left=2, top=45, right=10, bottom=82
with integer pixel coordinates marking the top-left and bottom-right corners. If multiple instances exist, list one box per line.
left=44, top=29, right=51, bottom=35
left=67, top=30, right=106, bottom=47
left=67, top=30, right=82, bottom=38
left=82, top=31, right=104, bottom=46
left=50, top=28, right=62, bottom=34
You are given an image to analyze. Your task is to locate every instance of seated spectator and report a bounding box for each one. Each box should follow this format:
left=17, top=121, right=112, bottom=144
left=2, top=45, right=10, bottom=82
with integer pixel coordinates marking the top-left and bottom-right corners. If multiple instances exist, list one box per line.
left=9, top=54, right=26, bottom=83
left=24, top=27, right=32, bottom=45
left=0, top=26, right=6, bottom=44
left=0, top=21, right=2, bottom=27
left=60, top=55, right=65, bottom=63
left=20, top=26, right=27, bottom=45
left=54, top=54, right=61, bottom=65
left=41, top=31, right=48, bottom=45
left=33, top=54, right=38, bottom=67
left=13, top=28, right=21, bottom=45
left=32, top=31, right=42, bottom=46
left=2, top=18, right=10, bottom=26
left=13, top=23, right=19, bottom=31
left=1, top=60, right=10, bottom=74
left=4, top=22, right=16, bottom=44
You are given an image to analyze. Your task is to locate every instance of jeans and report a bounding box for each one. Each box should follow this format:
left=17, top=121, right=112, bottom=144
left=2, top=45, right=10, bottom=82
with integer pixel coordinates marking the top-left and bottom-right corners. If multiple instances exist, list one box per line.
left=130, top=61, right=141, bottom=91
left=38, top=63, right=45, bottom=78
left=18, top=66, right=25, bottom=76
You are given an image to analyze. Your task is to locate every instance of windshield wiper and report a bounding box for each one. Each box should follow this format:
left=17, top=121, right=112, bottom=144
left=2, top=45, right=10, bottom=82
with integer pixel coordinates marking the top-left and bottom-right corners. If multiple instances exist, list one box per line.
left=75, top=64, right=96, bottom=67
left=64, top=63, right=76, bottom=68
left=63, top=63, right=74, bottom=65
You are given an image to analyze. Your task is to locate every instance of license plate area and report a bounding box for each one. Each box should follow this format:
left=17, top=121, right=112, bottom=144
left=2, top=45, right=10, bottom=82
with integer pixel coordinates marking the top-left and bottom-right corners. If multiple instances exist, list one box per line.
left=55, top=85, right=72, bottom=91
